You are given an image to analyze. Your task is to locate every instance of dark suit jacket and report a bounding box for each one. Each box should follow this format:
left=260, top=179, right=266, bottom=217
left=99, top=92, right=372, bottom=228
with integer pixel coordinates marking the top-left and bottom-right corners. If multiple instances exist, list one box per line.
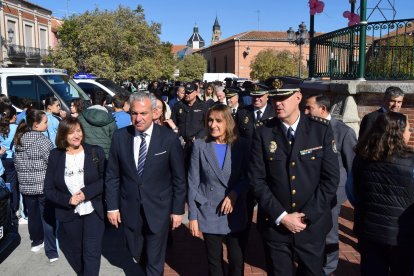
left=187, top=138, right=250, bottom=234
left=330, top=118, right=357, bottom=205
left=359, top=108, right=384, bottom=140
left=249, top=114, right=339, bottom=243
left=236, top=103, right=275, bottom=142
left=44, top=143, right=106, bottom=222
left=105, top=124, right=186, bottom=233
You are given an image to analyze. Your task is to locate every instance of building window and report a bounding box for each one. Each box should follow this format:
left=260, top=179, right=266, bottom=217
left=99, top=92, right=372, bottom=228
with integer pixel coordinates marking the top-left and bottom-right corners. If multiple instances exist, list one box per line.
left=39, top=28, right=48, bottom=49
left=24, top=24, right=34, bottom=48
left=224, top=55, right=228, bottom=73
left=7, top=20, right=16, bottom=44
left=214, top=58, right=217, bottom=73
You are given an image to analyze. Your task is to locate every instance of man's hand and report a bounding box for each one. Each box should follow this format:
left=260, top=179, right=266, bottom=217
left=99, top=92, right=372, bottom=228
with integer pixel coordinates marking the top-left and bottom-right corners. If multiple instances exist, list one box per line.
left=281, top=212, right=307, bottom=234
left=74, top=191, right=85, bottom=202
left=189, top=220, right=202, bottom=238
left=170, top=214, right=182, bottom=230
left=107, top=211, right=122, bottom=228
left=220, top=191, right=238, bottom=215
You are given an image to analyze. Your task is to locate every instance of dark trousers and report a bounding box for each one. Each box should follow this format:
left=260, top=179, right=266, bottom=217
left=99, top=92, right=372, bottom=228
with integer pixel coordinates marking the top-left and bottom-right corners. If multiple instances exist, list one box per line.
left=203, top=232, right=245, bottom=276
left=2, top=158, right=19, bottom=232
left=359, top=238, right=414, bottom=276
left=58, top=211, right=105, bottom=276
left=131, top=205, right=169, bottom=276
left=323, top=186, right=346, bottom=275
left=23, top=194, right=58, bottom=259
left=263, top=238, right=325, bottom=276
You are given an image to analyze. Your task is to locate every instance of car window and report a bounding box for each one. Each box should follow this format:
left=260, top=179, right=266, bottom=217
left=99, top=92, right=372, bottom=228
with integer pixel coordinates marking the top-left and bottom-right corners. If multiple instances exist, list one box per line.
left=41, top=75, right=90, bottom=107
left=6, top=75, right=50, bottom=110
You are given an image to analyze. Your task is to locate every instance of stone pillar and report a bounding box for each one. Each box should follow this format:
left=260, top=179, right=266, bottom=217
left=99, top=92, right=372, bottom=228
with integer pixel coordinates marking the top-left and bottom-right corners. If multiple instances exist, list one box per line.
left=0, top=4, right=5, bottom=66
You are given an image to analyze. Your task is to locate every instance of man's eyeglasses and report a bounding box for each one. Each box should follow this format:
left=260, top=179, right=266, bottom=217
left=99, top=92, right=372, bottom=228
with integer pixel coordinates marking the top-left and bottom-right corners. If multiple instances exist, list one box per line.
left=184, top=90, right=194, bottom=95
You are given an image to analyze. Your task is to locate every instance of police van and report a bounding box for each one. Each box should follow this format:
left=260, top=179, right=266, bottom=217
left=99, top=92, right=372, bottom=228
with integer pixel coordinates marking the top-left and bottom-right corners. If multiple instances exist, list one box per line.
left=0, top=68, right=90, bottom=112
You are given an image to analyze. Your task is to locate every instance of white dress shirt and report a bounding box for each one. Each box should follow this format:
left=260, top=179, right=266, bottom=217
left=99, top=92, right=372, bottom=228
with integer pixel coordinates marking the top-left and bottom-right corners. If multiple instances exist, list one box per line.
left=133, top=123, right=154, bottom=168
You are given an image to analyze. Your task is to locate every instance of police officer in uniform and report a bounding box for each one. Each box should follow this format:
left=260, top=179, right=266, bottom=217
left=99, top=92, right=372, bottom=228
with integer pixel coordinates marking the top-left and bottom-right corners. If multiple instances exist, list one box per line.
left=236, top=84, right=275, bottom=142
left=171, top=82, right=209, bottom=167
left=249, top=80, right=339, bottom=276
left=225, top=88, right=243, bottom=119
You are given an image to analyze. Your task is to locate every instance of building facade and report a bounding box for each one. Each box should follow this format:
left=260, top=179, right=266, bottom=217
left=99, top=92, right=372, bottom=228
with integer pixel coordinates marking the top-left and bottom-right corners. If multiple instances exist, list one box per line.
left=196, top=31, right=311, bottom=79
left=0, top=0, right=58, bottom=67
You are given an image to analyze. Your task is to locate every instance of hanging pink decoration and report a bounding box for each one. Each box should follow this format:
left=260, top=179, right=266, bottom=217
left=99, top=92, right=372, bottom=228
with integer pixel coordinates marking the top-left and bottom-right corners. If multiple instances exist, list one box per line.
left=308, top=0, right=325, bottom=15
left=343, top=11, right=360, bottom=26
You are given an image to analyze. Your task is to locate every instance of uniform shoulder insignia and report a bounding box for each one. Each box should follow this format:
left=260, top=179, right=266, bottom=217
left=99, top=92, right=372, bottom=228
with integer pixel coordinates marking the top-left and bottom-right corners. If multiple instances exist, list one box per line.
left=309, top=116, right=329, bottom=125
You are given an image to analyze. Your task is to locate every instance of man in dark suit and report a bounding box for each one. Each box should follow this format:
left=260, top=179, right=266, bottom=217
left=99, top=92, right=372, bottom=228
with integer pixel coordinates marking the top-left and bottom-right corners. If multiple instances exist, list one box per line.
left=105, top=92, right=186, bottom=276
left=359, top=86, right=404, bottom=140
left=225, top=88, right=243, bottom=119
left=249, top=80, right=339, bottom=276
left=304, top=95, right=357, bottom=276
left=236, top=84, right=275, bottom=143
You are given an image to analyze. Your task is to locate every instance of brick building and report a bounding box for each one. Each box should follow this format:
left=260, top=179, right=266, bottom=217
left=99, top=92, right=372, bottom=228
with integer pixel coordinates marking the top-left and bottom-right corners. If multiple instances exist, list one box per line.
left=0, top=0, right=59, bottom=67
left=196, top=30, right=311, bottom=79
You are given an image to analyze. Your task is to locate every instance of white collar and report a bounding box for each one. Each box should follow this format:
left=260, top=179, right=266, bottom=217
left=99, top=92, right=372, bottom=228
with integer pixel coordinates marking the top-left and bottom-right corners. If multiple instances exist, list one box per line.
left=282, top=113, right=300, bottom=132
left=134, top=122, right=154, bottom=137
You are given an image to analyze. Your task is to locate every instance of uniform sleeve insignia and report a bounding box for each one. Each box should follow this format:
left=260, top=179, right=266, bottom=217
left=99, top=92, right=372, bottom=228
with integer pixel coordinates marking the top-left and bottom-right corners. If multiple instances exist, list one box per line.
left=244, top=116, right=249, bottom=124
left=179, top=108, right=183, bottom=114
left=269, top=141, right=277, bottom=153
left=332, top=140, right=338, bottom=153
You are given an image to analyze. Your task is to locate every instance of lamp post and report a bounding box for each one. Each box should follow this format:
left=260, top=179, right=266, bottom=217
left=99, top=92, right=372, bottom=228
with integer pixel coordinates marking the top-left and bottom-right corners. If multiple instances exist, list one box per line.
left=287, top=22, right=308, bottom=79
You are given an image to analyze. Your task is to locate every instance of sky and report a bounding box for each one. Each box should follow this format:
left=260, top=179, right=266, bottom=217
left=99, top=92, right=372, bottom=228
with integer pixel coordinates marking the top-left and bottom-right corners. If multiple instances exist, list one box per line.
left=32, top=0, right=414, bottom=45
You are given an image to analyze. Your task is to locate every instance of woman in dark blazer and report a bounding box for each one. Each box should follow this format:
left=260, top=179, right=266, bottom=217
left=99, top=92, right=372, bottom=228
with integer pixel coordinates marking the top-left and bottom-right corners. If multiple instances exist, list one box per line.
left=188, top=104, right=249, bottom=276
left=44, top=117, right=105, bottom=276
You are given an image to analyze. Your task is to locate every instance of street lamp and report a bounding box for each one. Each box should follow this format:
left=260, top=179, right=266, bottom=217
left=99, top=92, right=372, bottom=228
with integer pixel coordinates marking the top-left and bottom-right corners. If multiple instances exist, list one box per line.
left=287, top=22, right=308, bottom=78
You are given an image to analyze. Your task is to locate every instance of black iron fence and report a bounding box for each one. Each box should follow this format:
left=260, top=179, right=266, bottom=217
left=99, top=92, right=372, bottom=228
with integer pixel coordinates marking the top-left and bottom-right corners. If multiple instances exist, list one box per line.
left=310, top=18, right=414, bottom=80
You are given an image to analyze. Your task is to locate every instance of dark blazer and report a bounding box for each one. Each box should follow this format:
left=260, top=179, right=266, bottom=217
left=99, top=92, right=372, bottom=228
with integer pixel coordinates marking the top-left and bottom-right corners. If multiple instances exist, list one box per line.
left=359, top=108, right=384, bottom=140
left=330, top=117, right=357, bottom=204
left=236, top=103, right=275, bottom=142
left=249, top=114, right=339, bottom=243
left=44, top=143, right=106, bottom=222
left=105, top=124, right=186, bottom=255
left=187, top=138, right=250, bottom=234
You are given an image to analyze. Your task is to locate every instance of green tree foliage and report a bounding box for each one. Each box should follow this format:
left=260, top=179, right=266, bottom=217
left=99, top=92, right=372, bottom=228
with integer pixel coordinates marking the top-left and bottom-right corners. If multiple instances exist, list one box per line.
left=52, top=5, right=176, bottom=82
left=250, top=49, right=306, bottom=80
left=177, top=54, right=207, bottom=82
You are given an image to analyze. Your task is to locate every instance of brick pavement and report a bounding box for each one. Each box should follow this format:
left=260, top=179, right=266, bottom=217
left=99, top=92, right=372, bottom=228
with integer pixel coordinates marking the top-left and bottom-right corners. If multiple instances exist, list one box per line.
left=165, top=201, right=360, bottom=276
left=1, top=201, right=360, bottom=275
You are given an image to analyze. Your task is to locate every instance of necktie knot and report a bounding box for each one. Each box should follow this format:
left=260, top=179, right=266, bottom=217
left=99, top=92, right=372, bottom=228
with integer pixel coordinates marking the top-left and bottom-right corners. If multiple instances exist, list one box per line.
left=256, top=110, right=262, bottom=121
left=287, top=127, right=295, bottom=144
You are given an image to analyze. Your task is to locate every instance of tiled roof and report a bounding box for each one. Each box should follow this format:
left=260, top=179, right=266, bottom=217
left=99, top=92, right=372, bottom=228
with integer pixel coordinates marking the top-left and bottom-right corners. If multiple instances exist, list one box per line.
left=171, top=45, right=186, bottom=54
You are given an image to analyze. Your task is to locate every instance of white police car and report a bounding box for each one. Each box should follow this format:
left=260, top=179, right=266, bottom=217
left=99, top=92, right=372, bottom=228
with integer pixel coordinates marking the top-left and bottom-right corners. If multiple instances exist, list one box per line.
left=73, top=73, right=130, bottom=99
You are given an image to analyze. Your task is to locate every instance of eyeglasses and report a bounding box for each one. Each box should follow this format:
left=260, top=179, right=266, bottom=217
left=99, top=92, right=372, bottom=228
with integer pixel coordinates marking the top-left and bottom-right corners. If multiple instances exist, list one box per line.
left=185, top=90, right=194, bottom=95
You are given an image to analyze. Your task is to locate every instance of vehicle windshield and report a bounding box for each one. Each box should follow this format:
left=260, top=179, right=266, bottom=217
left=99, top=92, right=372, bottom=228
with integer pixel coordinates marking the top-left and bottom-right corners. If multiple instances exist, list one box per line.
left=41, top=74, right=90, bottom=106
left=96, top=78, right=130, bottom=97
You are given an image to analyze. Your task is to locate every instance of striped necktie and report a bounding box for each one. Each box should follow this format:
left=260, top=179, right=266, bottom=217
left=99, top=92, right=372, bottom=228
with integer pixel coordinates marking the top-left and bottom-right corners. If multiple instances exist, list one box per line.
left=137, top=133, right=147, bottom=176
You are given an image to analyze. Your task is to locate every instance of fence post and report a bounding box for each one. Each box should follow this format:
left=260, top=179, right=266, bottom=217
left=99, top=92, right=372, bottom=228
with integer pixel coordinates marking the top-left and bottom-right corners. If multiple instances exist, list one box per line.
left=309, top=15, right=315, bottom=79
left=357, top=0, right=367, bottom=80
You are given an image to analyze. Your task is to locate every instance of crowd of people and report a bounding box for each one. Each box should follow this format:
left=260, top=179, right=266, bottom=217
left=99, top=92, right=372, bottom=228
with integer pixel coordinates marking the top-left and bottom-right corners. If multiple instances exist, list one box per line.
left=0, top=78, right=413, bottom=276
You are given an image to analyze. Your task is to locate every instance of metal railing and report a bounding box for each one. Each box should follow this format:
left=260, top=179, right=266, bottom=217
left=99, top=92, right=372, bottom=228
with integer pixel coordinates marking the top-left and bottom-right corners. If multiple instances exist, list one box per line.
left=7, top=44, right=26, bottom=59
left=310, top=18, right=414, bottom=80
left=25, top=47, right=41, bottom=59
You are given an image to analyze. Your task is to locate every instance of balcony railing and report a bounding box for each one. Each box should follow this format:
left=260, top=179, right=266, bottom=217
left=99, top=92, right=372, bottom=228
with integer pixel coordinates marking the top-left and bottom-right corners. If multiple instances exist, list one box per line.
left=310, top=18, right=414, bottom=80
left=7, top=44, right=26, bottom=59
left=26, top=47, right=41, bottom=59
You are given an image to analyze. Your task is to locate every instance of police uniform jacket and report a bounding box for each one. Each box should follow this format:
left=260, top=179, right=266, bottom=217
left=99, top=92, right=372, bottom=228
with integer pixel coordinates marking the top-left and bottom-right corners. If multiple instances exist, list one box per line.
left=249, top=114, right=339, bottom=243
left=171, top=98, right=209, bottom=142
left=236, top=103, right=275, bottom=142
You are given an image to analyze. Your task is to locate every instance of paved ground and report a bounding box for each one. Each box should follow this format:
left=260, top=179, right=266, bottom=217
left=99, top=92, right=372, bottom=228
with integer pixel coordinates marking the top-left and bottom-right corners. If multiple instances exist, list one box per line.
left=0, top=202, right=360, bottom=276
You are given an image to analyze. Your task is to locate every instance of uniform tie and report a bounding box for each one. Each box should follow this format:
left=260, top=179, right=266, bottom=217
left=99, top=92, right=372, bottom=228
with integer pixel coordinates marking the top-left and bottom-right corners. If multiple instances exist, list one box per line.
left=287, top=127, right=295, bottom=145
left=256, top=110, right=262, bottom=122
left=137, top=133, right=147, bottom=176
left=232, top=108, right=237, bottom=117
